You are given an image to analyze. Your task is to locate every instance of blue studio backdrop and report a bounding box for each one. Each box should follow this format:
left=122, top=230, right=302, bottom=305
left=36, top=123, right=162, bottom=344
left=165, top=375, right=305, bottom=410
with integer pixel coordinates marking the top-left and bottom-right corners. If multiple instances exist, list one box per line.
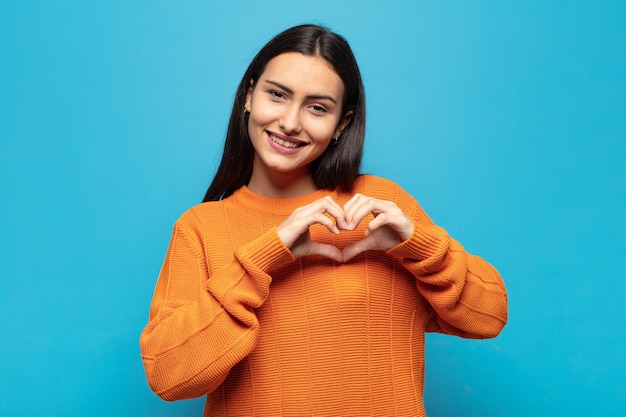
left=1, top=1, right=625, bottom=416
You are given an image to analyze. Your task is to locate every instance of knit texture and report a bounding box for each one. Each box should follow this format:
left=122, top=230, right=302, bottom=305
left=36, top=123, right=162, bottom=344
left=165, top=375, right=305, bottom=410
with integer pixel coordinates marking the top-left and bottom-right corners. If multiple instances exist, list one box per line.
left=140, top=175, right=508, bottom=416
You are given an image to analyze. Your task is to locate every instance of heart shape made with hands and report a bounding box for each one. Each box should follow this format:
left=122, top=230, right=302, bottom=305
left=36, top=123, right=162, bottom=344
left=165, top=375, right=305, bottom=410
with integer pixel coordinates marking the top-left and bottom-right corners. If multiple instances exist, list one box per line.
left=278, top=194, right=414, bottom=264
left=320, top=220, right=404, bottom=263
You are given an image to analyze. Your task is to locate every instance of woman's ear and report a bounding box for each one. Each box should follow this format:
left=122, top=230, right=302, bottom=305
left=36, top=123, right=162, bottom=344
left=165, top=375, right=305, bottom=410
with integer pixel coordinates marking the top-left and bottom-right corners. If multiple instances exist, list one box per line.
left=334, top=110, right=353, bottom=138
left=245, top=79, right=255, bottom=112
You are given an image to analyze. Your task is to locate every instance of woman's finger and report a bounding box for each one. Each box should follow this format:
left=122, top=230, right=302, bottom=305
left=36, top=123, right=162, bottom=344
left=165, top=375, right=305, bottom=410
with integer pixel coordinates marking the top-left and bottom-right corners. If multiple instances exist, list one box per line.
left=365, top=210, right=413, bottom=239
left=307, top=242, right=343, bottom=263
left=312, top=212, right=340, bottom=235
left=344, top=195, right=391, bottom=230
left=278, top=196, right=347, bottom=250
left=343, top=194, right=414, bottom=240
left=294, top=196, right=346, bottom=227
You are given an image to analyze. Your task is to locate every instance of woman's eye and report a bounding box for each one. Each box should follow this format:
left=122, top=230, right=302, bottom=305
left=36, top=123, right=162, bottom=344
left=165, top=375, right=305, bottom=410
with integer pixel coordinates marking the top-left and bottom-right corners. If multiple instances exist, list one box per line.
left=269, top=90, right=285, bottom=99
left=311, top=105, right=328, bottom=113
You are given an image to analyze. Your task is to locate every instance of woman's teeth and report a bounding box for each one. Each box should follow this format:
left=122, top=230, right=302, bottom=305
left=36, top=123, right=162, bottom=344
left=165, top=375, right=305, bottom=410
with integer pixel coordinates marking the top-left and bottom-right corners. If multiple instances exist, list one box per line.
left=271, top=134, right=302, bottom=148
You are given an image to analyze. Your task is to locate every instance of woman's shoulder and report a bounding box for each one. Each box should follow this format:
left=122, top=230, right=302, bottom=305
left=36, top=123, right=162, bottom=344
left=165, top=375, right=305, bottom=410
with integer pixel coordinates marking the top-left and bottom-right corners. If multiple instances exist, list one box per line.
left=352, top=174, right=420, bottom=210
left=353, top=174, right=404, bottom=195
left=173, top=199, right=227, bottom=228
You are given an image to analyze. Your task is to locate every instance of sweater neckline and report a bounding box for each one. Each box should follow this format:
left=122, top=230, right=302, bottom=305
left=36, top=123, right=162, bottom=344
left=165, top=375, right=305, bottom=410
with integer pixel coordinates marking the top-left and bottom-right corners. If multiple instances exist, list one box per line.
left=228, top=185, right=336, bottom=215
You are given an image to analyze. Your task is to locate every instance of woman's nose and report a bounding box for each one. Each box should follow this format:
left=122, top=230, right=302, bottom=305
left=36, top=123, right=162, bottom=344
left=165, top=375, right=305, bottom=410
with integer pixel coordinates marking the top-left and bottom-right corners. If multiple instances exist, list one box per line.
left=278, top=104, right=302, bottom=134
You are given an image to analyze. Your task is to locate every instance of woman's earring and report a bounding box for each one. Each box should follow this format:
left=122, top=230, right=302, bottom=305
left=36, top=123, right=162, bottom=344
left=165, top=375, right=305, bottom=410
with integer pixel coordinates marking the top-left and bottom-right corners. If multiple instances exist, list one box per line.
left=243, top=108, right=250, bottom=117
left=330, top=136, right=339, bottom=145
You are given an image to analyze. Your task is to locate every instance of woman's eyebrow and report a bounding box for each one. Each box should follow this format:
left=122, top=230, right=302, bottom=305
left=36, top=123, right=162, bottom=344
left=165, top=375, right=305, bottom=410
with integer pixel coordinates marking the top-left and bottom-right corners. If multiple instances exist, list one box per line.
left=264, top=79, right=338, bottom=104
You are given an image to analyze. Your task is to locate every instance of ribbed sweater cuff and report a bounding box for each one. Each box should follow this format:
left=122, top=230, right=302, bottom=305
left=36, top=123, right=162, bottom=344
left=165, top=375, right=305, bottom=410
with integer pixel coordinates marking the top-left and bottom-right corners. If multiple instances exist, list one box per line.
left=387, top=223, right=447, bottom=261
left=238, top=227, right=295, bottom=273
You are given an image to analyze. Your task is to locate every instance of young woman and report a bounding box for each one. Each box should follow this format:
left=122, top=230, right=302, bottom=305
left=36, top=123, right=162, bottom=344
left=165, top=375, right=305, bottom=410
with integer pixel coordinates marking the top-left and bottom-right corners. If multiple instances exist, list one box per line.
left=140, top=24, right=508, bottom=416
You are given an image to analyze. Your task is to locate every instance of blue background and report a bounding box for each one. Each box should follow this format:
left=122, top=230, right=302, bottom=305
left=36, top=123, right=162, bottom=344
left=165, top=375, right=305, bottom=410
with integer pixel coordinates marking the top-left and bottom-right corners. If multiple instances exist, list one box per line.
left=1, top=0, right=624, bottom=415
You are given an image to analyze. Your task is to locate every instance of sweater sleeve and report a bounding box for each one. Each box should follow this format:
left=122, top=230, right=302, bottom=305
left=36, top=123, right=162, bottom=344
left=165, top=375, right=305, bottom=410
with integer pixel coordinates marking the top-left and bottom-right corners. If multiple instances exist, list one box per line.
left=386, top=189, right=508, bottom=339
left=139, top=212, right=294, bottom=401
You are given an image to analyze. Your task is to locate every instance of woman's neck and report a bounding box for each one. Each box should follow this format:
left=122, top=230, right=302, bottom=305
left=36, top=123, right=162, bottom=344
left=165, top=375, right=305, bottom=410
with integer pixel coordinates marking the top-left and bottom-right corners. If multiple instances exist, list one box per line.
left=247, top=167, right=317, bottom=198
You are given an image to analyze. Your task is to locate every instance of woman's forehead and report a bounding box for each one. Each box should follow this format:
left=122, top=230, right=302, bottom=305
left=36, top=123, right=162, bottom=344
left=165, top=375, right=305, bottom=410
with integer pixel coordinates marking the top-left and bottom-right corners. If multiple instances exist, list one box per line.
left=258, top=52, right=345, bottom=98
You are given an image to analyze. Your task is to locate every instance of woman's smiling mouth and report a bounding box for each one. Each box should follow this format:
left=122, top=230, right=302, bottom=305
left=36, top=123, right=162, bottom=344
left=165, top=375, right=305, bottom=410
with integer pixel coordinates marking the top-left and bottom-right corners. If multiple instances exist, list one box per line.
left=268, top=132, right=306, bottom=149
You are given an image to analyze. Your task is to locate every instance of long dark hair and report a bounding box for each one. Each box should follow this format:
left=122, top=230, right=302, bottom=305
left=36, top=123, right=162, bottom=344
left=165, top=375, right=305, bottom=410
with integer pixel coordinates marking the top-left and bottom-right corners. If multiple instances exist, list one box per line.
left=203, top=24, right=366, bottom=202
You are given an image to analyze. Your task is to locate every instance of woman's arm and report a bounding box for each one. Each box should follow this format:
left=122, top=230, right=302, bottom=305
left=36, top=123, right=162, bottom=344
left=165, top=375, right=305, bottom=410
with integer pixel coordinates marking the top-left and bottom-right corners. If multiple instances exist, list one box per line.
left=139, top=212, right=293, bottom=401
left=341, top=179, right=508, bottom=338
left=383, top=182, right=508, bottom=338
left=389, top=219, right=508, bottom=338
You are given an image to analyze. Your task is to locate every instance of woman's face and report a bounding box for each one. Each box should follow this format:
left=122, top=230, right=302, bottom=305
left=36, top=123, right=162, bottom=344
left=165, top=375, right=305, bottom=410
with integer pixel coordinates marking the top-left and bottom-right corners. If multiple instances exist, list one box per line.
left=245, top=52, right=350, bottom=189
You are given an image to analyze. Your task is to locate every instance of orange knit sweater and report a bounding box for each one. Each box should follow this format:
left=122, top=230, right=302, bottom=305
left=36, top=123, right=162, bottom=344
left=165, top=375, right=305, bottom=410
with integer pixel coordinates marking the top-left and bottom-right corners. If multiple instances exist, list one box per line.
left=140, top=175, right=508, bottom=416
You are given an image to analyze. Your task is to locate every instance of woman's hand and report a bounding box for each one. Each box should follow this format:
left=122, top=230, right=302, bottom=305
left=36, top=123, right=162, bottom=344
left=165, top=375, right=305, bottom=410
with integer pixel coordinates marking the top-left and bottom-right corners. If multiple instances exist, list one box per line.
left=277, top=196, right=348, bottom=263
left=341, top=193, right=414, bottom=262
left=277, top=194, right=413, bottom=263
